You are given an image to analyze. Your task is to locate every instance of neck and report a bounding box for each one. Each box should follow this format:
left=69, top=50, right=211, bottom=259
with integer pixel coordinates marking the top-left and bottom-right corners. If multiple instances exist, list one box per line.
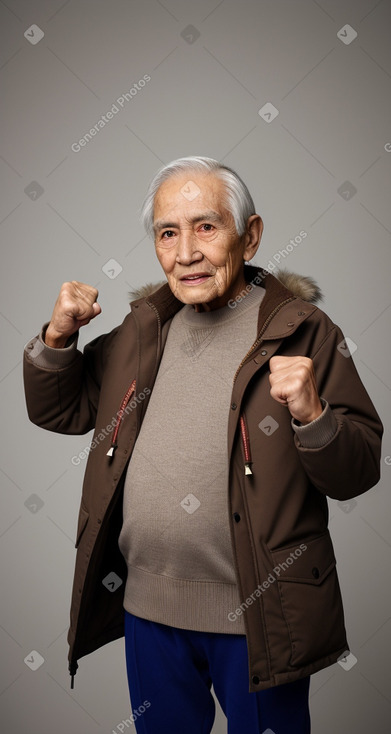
left=193, top=272, right=248, bottom=313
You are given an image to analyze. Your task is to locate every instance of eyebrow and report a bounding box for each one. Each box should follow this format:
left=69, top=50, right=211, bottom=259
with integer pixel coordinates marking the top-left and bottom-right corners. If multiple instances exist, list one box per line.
left=153, top=210, right=224, bottom=234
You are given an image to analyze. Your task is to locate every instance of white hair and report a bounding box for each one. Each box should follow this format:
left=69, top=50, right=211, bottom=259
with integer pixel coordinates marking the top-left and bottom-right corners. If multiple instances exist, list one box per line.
left=140, top=156, right=256, bottom=238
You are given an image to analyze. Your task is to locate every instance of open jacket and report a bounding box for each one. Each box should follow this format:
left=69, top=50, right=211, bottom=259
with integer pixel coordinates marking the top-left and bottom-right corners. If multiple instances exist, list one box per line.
left=23, top=265, right=383, bottom=692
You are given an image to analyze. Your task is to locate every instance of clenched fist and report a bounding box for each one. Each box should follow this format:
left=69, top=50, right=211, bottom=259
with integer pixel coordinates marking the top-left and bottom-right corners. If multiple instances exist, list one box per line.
left=45, top=281, right=101, bottom=348
left=269, top=355, right=323, bottom=425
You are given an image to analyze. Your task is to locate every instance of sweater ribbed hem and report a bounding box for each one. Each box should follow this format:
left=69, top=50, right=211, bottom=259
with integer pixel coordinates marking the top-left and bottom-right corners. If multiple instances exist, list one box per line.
left=122, top=566, right=246, bottom=634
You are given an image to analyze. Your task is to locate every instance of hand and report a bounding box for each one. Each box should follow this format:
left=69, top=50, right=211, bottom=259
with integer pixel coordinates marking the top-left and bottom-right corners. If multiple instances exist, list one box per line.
left=45, top=281, right=101, bottom=348
left=269, top=355, right=323, bottom=425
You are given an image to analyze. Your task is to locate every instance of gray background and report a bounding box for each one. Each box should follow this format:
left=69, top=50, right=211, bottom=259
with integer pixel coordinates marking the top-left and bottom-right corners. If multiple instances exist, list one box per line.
left=1, top=0, right=390, bottom=732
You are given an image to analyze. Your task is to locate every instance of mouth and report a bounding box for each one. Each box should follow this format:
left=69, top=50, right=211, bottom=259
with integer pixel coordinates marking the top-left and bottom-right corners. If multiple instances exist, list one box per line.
left=179, top=273, right=212, bottom=286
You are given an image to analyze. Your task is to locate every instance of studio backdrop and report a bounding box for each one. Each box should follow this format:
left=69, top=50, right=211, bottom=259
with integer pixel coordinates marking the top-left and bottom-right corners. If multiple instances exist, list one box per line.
left=1, top=1, right=390, bottom=732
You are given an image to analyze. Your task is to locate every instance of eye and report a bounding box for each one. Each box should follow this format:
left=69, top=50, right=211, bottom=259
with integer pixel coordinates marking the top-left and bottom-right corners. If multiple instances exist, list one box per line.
left=161, top=230, right=175, bottom=239
left=199, top=223, right=214, bottom=232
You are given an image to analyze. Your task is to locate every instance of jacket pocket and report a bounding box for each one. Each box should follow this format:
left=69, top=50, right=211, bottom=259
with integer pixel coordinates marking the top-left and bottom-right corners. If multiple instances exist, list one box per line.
left=75, top=505, right=89, bottom=548
left=270, top=532, right=347, bottom=667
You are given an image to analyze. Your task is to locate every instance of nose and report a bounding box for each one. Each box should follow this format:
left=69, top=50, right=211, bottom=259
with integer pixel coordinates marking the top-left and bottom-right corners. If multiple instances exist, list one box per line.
left=175, top=228, right=203, bottom=265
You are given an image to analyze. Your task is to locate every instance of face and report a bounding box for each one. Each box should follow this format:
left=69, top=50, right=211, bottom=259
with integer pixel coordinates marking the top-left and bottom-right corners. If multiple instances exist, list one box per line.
left=153, top=172, right=263, bottom=311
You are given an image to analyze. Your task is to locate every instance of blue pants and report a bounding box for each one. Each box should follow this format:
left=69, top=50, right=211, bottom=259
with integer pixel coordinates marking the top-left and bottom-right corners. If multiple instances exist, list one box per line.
left=124, top=611, right=311, bottom=734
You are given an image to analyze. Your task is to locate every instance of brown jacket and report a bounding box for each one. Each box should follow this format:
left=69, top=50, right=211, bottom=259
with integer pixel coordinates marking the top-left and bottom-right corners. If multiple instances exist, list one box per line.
left=23, top=266, right=383, bottom=692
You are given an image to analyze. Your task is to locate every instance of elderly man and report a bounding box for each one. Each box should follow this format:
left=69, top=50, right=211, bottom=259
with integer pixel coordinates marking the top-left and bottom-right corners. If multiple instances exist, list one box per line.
left=24, top=156, right=382, bottom=734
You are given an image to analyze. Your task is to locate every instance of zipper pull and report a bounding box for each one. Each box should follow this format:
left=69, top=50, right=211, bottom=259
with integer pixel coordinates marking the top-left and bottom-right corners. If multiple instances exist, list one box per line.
left=106, top=444, right=117, bottom=457
left=69, top=660, right=78, bottom=689
left=244, top=462, right=253, bottom=476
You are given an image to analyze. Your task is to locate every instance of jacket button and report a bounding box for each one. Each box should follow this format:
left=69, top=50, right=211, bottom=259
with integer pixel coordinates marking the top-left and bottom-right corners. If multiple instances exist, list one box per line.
left=231, top=403, right=237, bottom=410
left=233, top=513, right=241, bottom=523
left=298, top=311, right=305, bottom=316
left=312, top=567, right=320, bottom=579
left=252, top=675, right=260, bottom=685
left=260, top=350, right=267, bottom=356
left=287, top=321, right=295, bottom=327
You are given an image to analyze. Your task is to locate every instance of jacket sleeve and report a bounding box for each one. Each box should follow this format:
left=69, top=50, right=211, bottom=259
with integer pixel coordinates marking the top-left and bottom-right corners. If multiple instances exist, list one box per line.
left=23, top=323, right=119, bottom=435
left=293, top=321, right=383, bottom=500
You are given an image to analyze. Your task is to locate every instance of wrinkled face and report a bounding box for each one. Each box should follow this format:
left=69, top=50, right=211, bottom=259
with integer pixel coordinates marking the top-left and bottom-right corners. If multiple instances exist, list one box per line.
left=153, top=172, right=262, bottom=311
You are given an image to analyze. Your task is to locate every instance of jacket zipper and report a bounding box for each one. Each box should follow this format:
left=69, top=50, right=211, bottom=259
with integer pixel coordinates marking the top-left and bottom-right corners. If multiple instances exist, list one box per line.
left=106, top=379, right=136, bottom=457
left=235, top=297, right=295, bottom=476
left=240, top=414, right=253, bottom=475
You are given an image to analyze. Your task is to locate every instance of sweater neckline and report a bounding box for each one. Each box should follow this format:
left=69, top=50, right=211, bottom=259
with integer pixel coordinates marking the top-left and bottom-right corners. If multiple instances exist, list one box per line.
left=180, top=285, right=265, bottom=328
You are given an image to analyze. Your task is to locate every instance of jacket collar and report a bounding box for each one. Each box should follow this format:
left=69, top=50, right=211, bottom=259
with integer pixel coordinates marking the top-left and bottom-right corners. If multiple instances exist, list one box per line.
left=130, top=264, right=320, bottom=340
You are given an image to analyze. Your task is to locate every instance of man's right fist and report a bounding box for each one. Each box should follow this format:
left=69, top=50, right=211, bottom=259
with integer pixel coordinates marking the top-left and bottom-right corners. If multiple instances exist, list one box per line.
left=45, top=281, right=101, bottom=348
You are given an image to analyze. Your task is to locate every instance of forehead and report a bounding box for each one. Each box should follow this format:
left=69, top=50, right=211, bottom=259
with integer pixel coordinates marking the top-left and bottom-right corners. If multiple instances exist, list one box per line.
left=154, top=172, right=226, bottom=219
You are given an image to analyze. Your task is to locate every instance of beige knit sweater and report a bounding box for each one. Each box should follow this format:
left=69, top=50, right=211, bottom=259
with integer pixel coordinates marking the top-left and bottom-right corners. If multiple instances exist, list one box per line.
left=118, top=286, right=266, bottom=633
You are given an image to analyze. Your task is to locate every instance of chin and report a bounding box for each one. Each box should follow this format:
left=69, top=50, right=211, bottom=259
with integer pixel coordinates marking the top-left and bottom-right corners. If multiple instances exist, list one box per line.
left=172, top=283, right=216, bottom=305
left=176, top=292, right=207, bottom=306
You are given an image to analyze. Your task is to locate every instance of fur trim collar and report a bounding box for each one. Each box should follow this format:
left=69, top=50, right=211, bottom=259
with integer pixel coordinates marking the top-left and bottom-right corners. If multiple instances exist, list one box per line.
left=274, top=269, right=322, bottom=303
left=129, top=268, right=322, bottom=304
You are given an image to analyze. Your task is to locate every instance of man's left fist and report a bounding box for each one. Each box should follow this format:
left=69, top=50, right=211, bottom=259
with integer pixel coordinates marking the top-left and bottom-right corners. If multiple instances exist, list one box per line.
left=269, top=355, right=323, bottom=425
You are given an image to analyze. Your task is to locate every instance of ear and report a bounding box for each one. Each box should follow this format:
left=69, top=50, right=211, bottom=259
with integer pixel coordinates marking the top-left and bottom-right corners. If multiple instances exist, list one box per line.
left=243, top=215, right=263, bottom=262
